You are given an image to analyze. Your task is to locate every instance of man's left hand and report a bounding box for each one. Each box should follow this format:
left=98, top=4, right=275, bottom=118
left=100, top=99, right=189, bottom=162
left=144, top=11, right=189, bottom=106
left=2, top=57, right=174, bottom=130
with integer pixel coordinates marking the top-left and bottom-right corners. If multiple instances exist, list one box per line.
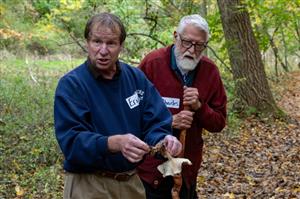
left=163, top=135, right=182, bottom=156
left=183, top=86, right=201, bottom=111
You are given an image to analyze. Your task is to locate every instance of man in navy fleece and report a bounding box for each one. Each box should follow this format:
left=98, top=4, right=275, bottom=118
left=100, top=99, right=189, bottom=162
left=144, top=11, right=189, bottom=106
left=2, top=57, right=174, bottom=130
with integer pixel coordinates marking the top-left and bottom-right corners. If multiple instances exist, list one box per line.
left=54, top=12, right=182, bottom=199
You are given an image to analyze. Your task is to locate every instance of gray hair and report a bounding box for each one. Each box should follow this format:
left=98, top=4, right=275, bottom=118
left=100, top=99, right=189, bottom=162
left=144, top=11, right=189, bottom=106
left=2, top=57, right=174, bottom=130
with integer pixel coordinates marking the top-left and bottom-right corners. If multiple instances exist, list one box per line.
left=176, top=14, right=210, bottom=41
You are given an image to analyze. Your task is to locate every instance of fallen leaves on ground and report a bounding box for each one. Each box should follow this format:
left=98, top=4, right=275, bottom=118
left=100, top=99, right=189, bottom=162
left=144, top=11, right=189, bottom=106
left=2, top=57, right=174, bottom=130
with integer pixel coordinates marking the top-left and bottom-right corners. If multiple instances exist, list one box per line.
left=277, top=71, right=300, bottom=121
left=197, top=71, right=300, bottom=198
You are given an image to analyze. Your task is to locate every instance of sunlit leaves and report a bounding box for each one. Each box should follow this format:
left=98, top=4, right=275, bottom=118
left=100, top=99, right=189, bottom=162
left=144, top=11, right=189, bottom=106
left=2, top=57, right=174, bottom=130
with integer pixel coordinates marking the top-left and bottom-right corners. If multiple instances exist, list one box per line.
left=32, top=0, right=60, bottom=17
left=15, top=185, right=24, bottom=197
left=1, top=0, right=298, bottom=70
left=223, top=192, right=235, bottom=199
left=0, top=28, right=23, bottom=40
left=245, top=0, right=299, bottom=57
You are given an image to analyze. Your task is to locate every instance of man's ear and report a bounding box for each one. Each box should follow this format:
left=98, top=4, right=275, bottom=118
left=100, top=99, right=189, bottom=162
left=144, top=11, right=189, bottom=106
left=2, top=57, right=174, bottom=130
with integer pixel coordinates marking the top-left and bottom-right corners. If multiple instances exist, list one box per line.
left=173, top=31, right=177, bottom=43
left=174, top=31, right=177, bottom=37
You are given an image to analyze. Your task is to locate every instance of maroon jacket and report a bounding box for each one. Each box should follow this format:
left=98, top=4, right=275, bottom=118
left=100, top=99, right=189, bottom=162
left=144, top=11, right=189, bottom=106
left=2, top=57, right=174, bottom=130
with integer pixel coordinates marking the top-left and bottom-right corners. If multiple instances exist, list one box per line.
left=137, top=45, right=227, bottom=188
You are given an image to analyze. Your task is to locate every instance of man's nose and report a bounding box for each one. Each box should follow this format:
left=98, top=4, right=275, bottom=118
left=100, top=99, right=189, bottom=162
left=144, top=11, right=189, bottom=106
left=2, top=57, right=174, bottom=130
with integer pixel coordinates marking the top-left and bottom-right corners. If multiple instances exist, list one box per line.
left=97, top=44, right=109, bottom=55
left=187, top=44, right=196, bottom=54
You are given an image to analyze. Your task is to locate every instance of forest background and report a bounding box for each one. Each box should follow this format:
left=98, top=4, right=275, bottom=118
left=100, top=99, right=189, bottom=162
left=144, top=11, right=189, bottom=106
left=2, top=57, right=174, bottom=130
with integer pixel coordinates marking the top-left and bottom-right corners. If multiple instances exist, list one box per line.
left=0, top=0, right=299, bottom=198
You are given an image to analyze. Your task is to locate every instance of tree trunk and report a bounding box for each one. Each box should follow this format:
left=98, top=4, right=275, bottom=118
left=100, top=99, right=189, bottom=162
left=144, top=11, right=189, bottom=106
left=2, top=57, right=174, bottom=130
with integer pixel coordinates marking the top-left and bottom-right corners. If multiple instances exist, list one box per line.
left=292, top=13, right=300, bottom=49
left=280, top=29, right=289, bottom=69
left=199, top=0, right=208, bottom=56
left=266, top=26, right=289, bottom=72
left=217, top=0, right=279, bottom=114
left=199, top=0, right=207, bottom=18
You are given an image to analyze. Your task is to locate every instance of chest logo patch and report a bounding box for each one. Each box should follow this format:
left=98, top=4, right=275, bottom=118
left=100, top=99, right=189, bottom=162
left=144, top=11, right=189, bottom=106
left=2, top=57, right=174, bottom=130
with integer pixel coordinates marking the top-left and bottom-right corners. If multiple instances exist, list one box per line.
left=126, top=90, right=144, bottom=109
left=162, top=97, right=180, bottom=109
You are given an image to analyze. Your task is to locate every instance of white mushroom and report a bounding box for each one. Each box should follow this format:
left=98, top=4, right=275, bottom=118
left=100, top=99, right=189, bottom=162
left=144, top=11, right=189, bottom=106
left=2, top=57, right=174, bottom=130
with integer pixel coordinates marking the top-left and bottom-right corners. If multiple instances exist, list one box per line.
left=157, top=158, right=192, bottom=177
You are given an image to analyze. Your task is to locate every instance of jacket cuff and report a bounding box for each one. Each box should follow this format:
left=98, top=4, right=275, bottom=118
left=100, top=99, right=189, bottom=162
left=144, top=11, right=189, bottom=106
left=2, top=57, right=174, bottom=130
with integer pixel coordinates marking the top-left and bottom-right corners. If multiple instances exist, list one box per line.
left=96, top=136, right=109, bottom=156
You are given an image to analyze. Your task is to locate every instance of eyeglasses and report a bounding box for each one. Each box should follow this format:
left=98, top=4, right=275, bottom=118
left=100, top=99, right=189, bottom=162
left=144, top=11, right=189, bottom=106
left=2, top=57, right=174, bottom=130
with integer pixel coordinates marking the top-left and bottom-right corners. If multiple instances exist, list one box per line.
left=178, top=34, right=207, bottom=52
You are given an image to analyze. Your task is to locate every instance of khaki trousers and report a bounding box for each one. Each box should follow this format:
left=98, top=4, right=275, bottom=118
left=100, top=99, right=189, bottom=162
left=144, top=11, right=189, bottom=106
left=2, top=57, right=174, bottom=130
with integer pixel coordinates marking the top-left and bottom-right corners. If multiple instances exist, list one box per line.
left=63, top=172, right=146, bottom=199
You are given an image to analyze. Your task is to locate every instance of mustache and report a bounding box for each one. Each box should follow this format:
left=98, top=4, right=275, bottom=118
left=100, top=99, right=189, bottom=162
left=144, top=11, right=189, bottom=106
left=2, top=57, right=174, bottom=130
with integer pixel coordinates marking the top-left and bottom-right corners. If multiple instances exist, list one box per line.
left=182, top=52, right=197, bottom=61
left=174, top=45, right=201, bottom=62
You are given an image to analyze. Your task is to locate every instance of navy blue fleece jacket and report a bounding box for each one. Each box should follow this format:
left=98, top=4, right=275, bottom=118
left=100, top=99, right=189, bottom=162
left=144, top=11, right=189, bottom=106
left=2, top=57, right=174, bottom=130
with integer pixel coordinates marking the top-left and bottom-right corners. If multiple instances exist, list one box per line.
left=54, top=60, right=172, bottom=173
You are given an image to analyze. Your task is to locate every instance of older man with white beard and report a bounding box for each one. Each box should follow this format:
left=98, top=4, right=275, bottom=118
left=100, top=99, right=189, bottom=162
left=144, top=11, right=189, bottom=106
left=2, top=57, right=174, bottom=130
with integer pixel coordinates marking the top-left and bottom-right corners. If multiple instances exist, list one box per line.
left=137, top=14, right=227, bottom=199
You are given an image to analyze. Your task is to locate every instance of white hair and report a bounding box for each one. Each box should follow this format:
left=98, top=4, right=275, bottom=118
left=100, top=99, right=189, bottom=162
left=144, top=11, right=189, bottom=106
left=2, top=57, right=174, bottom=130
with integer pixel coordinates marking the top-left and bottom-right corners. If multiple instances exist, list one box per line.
left=176, top=14, right=210, bottom=41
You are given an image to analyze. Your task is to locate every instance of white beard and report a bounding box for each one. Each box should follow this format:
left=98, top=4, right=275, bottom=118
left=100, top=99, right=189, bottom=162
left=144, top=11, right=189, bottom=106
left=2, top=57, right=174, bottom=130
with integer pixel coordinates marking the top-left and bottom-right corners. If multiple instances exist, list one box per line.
left=174, top=46, right=202, bottom=73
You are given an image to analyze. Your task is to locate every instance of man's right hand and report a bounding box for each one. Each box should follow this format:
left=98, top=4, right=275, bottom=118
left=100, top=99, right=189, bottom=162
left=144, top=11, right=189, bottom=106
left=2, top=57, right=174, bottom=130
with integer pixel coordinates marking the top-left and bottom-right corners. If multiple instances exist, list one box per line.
left=108, top=134, right=150, bottom=163
left=172, top=110, right=194, bottom=130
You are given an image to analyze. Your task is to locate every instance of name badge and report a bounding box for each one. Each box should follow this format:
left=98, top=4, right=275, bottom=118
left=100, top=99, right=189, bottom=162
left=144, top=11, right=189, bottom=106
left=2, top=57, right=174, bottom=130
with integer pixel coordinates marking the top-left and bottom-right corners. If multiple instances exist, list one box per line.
left=162, top=97, right=180, bottom=109
left=126, top=93, right=140, bottom=109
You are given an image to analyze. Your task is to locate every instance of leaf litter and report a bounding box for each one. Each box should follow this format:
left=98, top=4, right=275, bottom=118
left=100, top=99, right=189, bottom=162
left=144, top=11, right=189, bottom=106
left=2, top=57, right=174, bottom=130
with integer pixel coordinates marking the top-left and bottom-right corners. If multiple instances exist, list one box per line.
left=197, top=71, right=300, bottom=198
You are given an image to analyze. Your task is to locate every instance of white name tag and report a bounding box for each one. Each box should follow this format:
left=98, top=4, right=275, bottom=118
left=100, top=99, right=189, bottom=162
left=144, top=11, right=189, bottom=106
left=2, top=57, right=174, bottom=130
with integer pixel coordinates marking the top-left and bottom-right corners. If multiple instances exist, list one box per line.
left=162, top=97, right=180, bottom=109
left=126, top=93, right=140, bottom=109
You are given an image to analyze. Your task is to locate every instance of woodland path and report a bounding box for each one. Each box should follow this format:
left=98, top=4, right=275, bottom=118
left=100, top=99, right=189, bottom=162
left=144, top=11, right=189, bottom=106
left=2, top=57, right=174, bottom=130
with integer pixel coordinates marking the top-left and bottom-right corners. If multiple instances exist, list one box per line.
left=277, top=71, right=300, bottom=122
left=197, top=71, right=300, bottom=199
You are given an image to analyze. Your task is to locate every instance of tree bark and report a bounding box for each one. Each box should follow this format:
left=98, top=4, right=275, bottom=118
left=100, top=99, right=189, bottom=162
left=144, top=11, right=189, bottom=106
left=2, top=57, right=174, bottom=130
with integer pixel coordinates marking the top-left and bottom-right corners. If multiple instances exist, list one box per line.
left=217, top=0, right=279, bottom=113
left=199, top=0, right=208, bottom=56
left=199, top=0, right=207, bottom=18
left=265, top=26, right=289, bottom=72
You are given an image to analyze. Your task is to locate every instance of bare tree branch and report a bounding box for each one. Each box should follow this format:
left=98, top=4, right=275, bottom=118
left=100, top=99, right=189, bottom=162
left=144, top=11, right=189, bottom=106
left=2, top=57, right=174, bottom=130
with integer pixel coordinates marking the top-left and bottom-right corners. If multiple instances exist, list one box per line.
left=60, top=19, right=87, bottom=53
left=292, top=13, right=300, bottom=46
left=57, top=39, right=85, bottom=47
left=206, top=45, right=232, bottom=73
left=68, top=33, right=87, bottom=53
left=127, top=32, right=166, bottom=46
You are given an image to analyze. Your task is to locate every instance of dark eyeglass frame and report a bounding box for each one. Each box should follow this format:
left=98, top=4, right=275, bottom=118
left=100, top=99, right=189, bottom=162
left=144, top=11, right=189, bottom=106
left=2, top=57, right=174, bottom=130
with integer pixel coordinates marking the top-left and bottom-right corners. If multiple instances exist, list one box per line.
left=178, top=34, right=208, bottom=52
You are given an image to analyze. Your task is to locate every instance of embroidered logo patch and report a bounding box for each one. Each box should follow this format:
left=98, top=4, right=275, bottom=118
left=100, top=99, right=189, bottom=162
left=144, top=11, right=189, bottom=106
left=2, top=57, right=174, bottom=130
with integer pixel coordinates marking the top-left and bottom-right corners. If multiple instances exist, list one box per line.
left=126, top=90, right=144, bottom=109
left=162, top=97, right=180, bottom=109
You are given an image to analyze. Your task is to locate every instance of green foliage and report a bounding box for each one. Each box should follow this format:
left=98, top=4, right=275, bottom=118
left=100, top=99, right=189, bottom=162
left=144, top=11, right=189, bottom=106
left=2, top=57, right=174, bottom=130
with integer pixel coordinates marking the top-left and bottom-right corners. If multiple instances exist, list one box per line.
left=246, top=0, right=300, bottom=64
left=0, top=57, right=83, bottom=198
left=226, top=110, right=242, bottom=137
left=0, top=0, right=299, bottom=70
left=32, top=0, right=60, bottom=17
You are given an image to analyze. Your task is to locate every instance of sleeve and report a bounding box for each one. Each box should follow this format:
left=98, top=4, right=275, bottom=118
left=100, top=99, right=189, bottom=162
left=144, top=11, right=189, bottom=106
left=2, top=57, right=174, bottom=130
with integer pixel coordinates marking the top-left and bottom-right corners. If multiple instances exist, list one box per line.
left=195, top=74, right=227, bottom=132
left=54, top=76, right=108, bottom=168
left=140, top=75, right=173, bottom=147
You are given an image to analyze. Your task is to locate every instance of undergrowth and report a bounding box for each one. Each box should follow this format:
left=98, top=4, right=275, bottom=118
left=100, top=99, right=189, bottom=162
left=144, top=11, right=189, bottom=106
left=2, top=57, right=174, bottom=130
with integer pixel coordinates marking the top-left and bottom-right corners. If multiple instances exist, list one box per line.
left=0, top=56, right=83, bottom=198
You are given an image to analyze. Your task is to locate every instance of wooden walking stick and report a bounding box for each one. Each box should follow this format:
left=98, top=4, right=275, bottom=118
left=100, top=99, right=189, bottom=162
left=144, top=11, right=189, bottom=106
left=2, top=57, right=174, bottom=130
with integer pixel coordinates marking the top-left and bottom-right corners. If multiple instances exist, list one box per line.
left=150, top=85, right=192, bottom=199
left=171, top=104, right=189, bottom=199
left=151, top=142, right=191, bottom=199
